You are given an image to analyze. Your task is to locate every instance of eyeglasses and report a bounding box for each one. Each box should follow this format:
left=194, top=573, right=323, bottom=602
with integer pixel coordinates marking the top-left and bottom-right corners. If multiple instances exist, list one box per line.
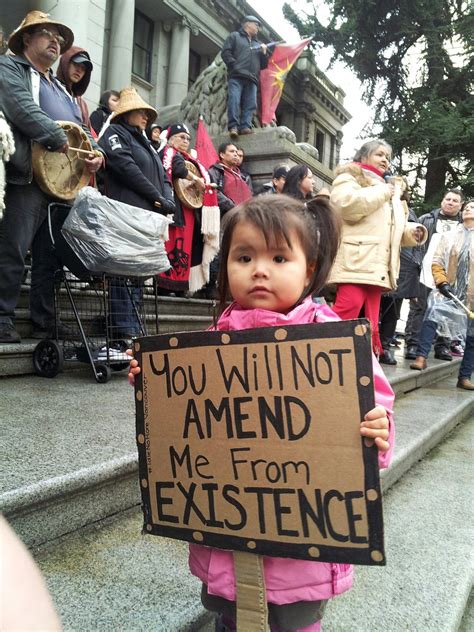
left=34, top=28, right=65, bottom=47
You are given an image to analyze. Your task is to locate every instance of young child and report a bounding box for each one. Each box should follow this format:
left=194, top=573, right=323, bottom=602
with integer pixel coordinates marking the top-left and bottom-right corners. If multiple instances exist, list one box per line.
left=129, top=194, right=395, bottom=632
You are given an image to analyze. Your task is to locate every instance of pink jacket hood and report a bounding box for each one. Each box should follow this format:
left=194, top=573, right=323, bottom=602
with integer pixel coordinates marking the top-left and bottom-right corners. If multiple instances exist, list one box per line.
left=189, top=297, right=395, bottom=604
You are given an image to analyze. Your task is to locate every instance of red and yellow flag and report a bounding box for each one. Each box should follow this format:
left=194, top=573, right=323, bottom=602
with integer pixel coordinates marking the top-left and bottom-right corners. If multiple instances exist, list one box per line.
left=259, top=38, right=312, bottom=126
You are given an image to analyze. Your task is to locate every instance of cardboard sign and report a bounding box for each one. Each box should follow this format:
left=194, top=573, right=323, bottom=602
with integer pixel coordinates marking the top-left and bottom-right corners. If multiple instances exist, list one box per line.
left=134, top=319, right=385, bottom=566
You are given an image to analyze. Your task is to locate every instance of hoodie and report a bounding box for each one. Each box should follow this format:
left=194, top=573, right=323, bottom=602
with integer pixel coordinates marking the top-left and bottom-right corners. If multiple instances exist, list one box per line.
left=56, top=46, right=92, bottom=129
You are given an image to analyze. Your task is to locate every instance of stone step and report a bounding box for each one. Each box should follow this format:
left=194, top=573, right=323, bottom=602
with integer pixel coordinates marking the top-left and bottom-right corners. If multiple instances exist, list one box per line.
left=0, top=315, right=214, bottom=377
left=31, top=397, right=473, bottom=631
left=1, top=362, right=470, bottom=550
left=16, top=282, right=216, bottom=317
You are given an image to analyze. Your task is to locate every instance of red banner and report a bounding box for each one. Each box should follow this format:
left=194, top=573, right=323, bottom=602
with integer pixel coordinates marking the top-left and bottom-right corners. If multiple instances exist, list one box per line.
left=194, top=117, right=218, bottom=169
left=260, top=38, right=312, bottom=126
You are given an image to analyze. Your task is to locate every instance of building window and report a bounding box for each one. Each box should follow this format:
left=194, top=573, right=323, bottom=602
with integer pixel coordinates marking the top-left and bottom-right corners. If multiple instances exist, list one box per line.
left=133, top=10, right=153, bottom=82
left=315, top=130, right=325, bottom=163
left=189, top=50, right=201, bottom=88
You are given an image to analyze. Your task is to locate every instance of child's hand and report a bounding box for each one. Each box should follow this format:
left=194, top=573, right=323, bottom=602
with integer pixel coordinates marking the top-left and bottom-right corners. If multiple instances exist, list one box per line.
left=126, top=348, right=141, bottom=386
left=360, top=405, right=390, bottom=452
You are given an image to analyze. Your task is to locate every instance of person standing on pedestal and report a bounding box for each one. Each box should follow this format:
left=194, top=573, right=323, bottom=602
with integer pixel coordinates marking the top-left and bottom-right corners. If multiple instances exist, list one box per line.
left=221, top=15, right=271, bottom=139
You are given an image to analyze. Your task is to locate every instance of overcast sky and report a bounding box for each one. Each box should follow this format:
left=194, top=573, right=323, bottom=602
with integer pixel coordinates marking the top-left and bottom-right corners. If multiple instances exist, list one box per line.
left=249, top=0, right=373, bottom=160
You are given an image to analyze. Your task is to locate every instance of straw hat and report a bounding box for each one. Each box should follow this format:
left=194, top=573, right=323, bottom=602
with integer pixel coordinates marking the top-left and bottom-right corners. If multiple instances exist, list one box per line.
left=111, top=88, right=157, bottom=123
left=8, top=11, right=74, bottom=55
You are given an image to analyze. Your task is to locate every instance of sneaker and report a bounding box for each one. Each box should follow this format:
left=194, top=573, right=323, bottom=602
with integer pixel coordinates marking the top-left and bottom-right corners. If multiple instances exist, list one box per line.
left=97, top=345, right=129, bottom=361
left=0, top=322, right=21, bottom=343
left=450, top=342, right=464, bottom=357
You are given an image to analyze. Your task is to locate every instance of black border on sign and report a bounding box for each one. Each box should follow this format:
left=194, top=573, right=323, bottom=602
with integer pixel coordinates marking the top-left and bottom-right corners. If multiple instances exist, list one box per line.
left=134, top=318, right=385, bottom=566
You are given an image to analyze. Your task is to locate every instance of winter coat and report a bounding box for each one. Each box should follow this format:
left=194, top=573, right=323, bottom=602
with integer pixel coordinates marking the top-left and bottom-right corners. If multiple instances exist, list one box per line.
left=56, top=46, right=92, bottom=129
left=99, top=121, right=175, bottom=214
left=208, top=162, right=239, bottom=214
left=329, top=164, right=427, bottom=291
left=188, top=296, right=395, bottom=605
left=432, top=224, right=474, bottom=309
left=0, top=54, right=99, bottom=186
left=221, top=28, right=269, bottom=84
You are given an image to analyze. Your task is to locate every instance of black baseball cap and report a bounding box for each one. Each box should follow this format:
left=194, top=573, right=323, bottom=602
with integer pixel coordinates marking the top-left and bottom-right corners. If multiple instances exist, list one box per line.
left=71, top=52, right=93, bottom=70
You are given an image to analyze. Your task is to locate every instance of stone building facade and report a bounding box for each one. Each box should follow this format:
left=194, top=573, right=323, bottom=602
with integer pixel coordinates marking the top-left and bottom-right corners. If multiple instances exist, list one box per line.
left=0, top=0, right=350, bottom=178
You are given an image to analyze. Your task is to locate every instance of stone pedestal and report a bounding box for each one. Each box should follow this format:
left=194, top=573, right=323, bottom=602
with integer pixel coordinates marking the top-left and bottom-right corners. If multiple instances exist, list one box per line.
left=211, top=127, right=333, bottom=190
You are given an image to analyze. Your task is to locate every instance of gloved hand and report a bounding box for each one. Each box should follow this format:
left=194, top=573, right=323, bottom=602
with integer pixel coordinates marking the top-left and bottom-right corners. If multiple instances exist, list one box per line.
left=155, top=196, right=176, bottom=214
left=438, top=282, right=454, bottom=298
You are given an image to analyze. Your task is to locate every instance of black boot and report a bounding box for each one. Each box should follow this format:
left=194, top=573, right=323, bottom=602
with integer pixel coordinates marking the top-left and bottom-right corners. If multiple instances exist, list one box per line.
left=379, top=347, right=397, bottom=365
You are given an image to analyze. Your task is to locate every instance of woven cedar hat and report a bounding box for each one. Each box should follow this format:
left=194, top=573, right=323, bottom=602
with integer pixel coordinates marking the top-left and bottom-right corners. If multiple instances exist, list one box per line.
left=111, top=88, right=157, bottom=123
left=8, top=10, right=74, bottom=55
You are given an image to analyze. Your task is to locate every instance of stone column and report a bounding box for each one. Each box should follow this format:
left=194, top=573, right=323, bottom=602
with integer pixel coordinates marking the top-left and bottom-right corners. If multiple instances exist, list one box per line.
left=37, top=0, right=89, bottom=49
left=107, top=0, right=134, bottom=91
left=166, top=20, right=191, bottom=105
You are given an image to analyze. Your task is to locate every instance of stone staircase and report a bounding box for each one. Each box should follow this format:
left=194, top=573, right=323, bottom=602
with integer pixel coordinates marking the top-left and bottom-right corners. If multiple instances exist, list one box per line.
left=1, top=335, right=472, bottom=631
left=0, top=279, right=214, bottom=377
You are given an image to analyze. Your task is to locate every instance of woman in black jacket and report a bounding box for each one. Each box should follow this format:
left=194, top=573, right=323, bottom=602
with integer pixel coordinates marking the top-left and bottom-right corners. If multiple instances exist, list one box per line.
left=90, top=90, right=119, bottom=135
left=98, top=88, right=175, bottom=339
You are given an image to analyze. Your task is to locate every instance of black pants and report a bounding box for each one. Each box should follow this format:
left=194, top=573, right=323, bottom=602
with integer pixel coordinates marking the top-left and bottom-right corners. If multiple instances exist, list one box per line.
left=379, top=295, right=403, bottom=348
left=0, top=181, right=61, bottom=328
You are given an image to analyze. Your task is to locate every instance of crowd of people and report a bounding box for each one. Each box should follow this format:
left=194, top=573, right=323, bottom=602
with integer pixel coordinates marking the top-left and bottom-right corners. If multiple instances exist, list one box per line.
left=0, top=9, right=471, bottom=389
left=0, top=8, right=472, bottom=632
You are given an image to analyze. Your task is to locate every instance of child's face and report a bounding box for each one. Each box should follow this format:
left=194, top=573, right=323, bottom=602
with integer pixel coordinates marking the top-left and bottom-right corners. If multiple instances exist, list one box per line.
left=227, top=220, right=314, bottom=312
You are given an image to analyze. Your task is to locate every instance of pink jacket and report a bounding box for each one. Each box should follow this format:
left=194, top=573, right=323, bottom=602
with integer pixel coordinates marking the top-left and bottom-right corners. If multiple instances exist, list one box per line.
left=188, top=297, right=395, bottom=605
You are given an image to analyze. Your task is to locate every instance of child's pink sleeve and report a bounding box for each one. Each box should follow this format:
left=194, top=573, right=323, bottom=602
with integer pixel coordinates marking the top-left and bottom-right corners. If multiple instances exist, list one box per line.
left=372, top=354, right=395, bottom=469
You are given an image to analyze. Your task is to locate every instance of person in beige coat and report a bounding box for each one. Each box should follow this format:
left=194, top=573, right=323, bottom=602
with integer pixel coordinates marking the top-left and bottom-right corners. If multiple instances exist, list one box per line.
left=329, top=139, right=427, bottom=357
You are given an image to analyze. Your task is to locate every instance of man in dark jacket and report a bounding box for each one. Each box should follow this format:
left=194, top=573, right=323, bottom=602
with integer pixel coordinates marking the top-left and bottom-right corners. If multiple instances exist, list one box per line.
left=404, top=189, right=463, bottom=360
left=0, top=11, right=103, bottom=343
left=221, top=15, right=271, bottom=138
left=208, top=142, right=252, bottom=215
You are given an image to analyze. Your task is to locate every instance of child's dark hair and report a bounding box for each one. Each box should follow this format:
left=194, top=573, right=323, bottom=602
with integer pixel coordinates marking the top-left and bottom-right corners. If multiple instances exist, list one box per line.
left=216, top=194, right=340, bottom=317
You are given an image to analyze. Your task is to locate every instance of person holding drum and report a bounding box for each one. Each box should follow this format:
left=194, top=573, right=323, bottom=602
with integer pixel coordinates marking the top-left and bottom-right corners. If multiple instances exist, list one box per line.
left=157, top=123, right=220, bottom=296
left=98, top=88, right=176, bottom=339
left=0, top=10, right=103, bottom=343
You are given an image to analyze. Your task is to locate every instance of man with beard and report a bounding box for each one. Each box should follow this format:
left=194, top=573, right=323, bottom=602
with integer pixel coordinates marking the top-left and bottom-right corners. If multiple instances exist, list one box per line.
left=0, top=11, right=103, bottom=343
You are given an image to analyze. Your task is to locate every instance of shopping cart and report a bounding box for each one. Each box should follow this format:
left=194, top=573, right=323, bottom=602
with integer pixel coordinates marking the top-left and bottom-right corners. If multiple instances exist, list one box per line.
left=32, top=203, right=160, bottom=383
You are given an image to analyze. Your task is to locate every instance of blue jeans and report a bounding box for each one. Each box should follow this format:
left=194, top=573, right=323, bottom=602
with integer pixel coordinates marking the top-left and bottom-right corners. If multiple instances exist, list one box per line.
left=227, top=78, right=257, bottom=131
left=109, top=278, right=142, bottom=338
left=459, top=326, right=474, bottom=380
left=415, top=319, right=438, bottom=358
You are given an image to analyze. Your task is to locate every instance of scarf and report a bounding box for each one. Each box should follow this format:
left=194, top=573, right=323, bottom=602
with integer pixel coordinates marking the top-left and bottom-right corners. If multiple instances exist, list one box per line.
left=355, top=162, right=386, bottom=179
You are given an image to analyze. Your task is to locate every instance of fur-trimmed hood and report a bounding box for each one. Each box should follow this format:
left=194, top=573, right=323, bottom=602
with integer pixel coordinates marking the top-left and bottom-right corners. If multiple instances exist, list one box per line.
left=334, top=162, right=383, bottom=188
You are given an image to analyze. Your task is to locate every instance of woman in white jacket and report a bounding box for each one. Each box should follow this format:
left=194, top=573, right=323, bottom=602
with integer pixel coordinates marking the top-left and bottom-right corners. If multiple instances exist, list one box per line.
left=329, top=139, right=426, bottom=357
